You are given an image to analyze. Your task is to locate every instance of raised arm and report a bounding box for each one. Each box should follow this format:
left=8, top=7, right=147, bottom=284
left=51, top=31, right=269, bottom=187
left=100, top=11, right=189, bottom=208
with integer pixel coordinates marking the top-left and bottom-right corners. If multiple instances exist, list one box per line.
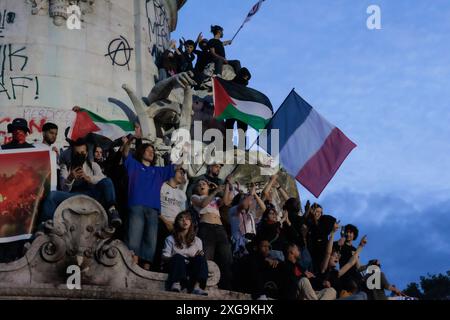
left=191, top=185, right=223, bottom=208
left=321, top=222, right=340, bottom=274
left=121, top=136, right=134, bottom=158
left=274, top=178, right=289, bottom=202
left=338, top=235, right=368, bottom=278
left=222, top=179, right=233, bottom=207
left=262, top=174, right=277, bottom=201
left=251, top=185, right=266, bottom=219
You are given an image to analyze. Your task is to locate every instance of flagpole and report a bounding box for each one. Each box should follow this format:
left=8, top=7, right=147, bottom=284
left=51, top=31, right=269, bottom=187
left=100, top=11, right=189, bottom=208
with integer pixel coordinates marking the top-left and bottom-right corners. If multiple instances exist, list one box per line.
left=248, top=88, right=296, bottom=150
left=231, top=24, right=244, bottom=42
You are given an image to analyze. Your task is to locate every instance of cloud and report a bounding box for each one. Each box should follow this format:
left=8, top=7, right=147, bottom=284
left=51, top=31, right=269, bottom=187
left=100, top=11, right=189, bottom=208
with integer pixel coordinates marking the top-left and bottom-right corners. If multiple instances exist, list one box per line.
left=318, top=190, right=450, bottom=289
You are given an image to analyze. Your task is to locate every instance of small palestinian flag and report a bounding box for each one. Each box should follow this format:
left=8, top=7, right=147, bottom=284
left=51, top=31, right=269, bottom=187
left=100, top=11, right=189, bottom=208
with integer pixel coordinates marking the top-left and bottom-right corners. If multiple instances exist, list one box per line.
left=213, top=77, right=273, bottom=130
left=68, top=107, right=134, bottom=141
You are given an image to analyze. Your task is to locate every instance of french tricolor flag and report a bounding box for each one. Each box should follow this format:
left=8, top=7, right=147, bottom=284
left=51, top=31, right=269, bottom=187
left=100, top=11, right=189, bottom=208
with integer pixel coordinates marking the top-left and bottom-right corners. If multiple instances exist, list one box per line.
left=261, top=90, right=357, bottom=198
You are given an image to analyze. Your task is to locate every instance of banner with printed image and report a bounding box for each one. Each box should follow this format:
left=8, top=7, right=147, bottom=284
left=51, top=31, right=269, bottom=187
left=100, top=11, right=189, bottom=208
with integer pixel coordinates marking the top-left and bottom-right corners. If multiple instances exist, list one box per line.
left=0, top=148, right=54, bottom=243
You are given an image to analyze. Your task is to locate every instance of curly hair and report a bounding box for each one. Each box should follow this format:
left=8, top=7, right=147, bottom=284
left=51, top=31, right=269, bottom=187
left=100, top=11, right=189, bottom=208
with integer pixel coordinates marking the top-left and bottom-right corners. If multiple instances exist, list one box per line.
left=344, top=224, right=359, bottom=240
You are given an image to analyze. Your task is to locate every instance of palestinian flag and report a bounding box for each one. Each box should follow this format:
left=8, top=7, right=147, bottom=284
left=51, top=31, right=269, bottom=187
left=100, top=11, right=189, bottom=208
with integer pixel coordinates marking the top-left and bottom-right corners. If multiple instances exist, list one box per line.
left=68, top=107, right=134, bottom=141
left=213, top=77, right=273, bottom=130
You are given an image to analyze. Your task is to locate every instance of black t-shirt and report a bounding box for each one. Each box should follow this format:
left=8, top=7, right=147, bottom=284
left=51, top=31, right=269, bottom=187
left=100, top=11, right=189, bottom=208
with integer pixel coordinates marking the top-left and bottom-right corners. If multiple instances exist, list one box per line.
left=336, top=242, right=362, bottom=277
left=288, top=211, right=306, bottom=248
left=279, top=260, right=304, bottom=300
left=194, top=49, right=212, bottom=73
left=207, top=38, right=225, bottom=59
left=1, top=141, right=34, bottom=150
left=336, top=242, right=356, bottom=266
left=316, top=268, right=341, bottom=293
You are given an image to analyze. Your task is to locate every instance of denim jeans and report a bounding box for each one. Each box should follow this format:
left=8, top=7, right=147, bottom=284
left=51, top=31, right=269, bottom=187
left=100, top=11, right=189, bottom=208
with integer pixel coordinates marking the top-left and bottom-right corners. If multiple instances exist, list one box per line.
left=167, top=254, right=208, bottom=290
left=40, top=178, right=116, bottom=223
left=198, top=223, right=233, bottom=290
left=126, top=206, right=159, bottom=263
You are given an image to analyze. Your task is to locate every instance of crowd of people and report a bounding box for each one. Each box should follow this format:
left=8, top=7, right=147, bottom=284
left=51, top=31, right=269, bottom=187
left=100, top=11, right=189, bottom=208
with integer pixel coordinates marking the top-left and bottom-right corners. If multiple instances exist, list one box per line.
left=0, top=116, right=404, bottom=300
left=158, top=25, right=251, bottom=93
left=0, top=26, right=405, bottom=300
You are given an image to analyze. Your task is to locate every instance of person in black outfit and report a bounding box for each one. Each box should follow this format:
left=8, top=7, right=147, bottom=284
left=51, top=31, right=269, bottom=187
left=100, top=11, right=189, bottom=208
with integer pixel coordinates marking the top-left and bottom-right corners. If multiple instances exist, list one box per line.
left=193, top=39, right=212, bottom=85
left=333, top=224, right=365, bottom=289
left=305, top=203, right=326, bottom=271
left=178, top=33, right=203, bottom=73
left=283, top=197, right=313, bottom=271
left=208, top=25, right=241, bottom=76
left=237, top=238, right=282, bottom=300
left=1, top=118, right=34, bottom=150
left=313, top=223, right=368, bottom=300
left=231, top=67, right=252, bottom=86
left=278, top=243, right=315, bottom=300
left=256, top=203, right=301, bottom=261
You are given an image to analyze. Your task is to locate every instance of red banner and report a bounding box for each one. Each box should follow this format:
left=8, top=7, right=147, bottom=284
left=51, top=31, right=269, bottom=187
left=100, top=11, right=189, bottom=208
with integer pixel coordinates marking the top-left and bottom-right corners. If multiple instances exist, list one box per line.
left=0, top=149, right=53, bottom=243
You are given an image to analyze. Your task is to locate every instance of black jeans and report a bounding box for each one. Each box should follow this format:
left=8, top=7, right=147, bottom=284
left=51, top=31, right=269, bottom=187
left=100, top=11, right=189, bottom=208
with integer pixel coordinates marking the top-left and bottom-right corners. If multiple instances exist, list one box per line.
left=198, top=223, right=233, bottom=290
left=213, top=58, right=241, bottom=76
left=168, top=254, right=208, bottom=290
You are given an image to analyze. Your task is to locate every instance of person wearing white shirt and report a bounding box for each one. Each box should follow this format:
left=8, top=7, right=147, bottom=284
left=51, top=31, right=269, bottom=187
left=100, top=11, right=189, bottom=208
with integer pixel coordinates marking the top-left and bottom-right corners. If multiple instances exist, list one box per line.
left=153, top=167, right=188, bottom=270
left=34, top=122, right=59, bottom=190
left=162, top=211, right=208, bottom=296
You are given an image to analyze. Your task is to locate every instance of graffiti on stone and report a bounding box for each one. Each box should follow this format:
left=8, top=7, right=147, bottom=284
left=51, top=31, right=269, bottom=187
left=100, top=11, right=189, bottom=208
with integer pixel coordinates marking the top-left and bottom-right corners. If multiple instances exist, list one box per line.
left=0, top=107, right=75, bottom=145
left=0, top=9, right=16, bottom=38
left=146, top=0, right=170, bottom=61
left=0, top=44, right=39, bottom=100
left=105, top=36, right=134, bottom=70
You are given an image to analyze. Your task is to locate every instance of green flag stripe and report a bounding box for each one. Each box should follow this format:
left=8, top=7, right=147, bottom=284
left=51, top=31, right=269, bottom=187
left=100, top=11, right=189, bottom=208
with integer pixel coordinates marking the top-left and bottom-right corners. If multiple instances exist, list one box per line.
left=81, top=108, right=135, bottom=131
left=215, top=104, right=270, bottom=130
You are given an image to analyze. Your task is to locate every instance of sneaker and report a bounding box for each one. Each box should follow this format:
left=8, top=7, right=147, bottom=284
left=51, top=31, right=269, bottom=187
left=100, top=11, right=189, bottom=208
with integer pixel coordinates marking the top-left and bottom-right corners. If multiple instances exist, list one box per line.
left=108, top=207, right=122, bottom=228
left=192, top=288, right=208, bottom=296
left=171, top=282, right=181, bottom=293
left=256, top=294, right=268, bottom=300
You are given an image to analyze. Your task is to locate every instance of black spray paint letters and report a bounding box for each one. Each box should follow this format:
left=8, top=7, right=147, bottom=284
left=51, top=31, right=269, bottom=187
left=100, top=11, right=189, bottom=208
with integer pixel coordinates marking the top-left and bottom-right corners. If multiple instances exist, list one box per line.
left=146, top=0, right=169, bottom=60
left=0, top=44, right=39, bottom=100
left=0, top=10, right=16, bottom=38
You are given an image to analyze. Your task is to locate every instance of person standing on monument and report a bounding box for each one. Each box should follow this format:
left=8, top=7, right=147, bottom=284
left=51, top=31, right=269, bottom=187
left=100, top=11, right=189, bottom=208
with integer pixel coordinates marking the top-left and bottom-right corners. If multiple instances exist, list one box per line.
left=208, top=25, right=241, bottom=76
left=122, top=136, right=178, bottom=271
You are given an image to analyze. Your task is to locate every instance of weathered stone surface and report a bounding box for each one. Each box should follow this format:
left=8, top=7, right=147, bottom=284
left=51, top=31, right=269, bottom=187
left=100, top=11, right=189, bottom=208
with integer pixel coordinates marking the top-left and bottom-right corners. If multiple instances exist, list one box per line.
left=0, top=195, right=249, bottom=300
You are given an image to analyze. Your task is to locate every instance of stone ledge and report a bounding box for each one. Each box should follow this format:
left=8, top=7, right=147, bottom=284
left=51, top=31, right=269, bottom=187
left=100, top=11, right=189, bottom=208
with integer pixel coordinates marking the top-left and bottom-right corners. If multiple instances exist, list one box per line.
left=0, top=284, right=249, bottom=300
left=0, top=196, right=250, bottom=300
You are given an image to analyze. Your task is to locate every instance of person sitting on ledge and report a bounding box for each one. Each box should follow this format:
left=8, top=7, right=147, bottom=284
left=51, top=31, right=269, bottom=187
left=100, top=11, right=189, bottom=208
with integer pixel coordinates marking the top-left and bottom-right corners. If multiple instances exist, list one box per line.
left=40, top=138, right=121, bottom=227
left=162, top=211, right=208, bottom=296
left=177, top=33, right=203, bottom=73
left=1, top=118, right=35, bottom=150
left=208, top=25, right=241, bottom=76
left=313, top=223, right=369, bottom=300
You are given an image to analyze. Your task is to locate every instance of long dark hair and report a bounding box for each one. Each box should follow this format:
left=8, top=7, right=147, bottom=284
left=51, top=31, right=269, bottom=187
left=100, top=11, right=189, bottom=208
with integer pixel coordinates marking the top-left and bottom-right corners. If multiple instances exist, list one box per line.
left=261, top=202, right=277, bottom=222
left=173, top=211, right=196, bottom=249
left=134, top=143, right=157, bottom=166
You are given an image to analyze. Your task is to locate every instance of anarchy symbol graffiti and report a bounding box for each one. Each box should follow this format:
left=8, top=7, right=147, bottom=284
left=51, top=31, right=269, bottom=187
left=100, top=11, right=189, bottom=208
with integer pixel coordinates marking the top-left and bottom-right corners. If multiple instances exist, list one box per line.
left=104, top=36, right=134, bottom=70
